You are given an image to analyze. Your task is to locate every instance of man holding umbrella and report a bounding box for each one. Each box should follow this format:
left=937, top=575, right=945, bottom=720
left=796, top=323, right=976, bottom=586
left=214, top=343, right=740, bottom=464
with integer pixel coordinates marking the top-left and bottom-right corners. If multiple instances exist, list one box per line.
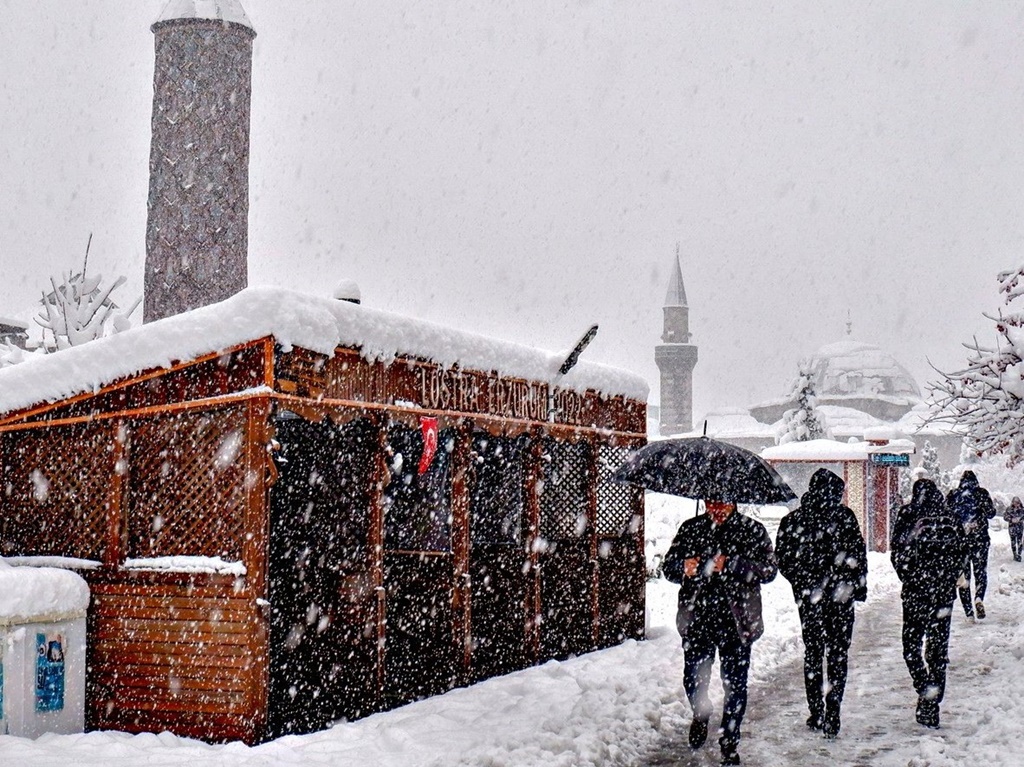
left=616, top=435, right=792, bottom=766
left=662, top=499, right=778, bottom=766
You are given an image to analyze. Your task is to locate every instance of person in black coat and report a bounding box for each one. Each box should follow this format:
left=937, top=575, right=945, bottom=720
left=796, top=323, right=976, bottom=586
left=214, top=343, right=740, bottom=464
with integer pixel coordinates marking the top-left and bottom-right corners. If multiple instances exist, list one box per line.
left=776, top=468, right=867, bottom=739
left=663, top=501, right=778, bottom=766
left=946, top=470, right=996, bottom=619
left=891, top=478, right=967, bottom=728
left=1003, top=496, right=1024, bottom=562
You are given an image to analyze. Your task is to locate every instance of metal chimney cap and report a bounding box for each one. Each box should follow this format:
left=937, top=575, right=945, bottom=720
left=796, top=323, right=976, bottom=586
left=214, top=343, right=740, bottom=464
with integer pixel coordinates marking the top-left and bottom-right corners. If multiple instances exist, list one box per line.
left=332, top=279, right=362, bottom=305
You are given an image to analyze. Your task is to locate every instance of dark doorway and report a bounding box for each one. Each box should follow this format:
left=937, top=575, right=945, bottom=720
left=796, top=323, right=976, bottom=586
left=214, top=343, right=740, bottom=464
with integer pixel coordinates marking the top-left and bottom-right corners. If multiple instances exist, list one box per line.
left=267, top=414, right=378, bottom=738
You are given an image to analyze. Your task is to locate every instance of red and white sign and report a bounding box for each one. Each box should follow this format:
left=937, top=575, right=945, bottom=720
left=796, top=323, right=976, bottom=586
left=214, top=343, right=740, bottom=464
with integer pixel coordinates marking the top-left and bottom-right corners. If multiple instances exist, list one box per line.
left=418, top=416, right=439, bottom=474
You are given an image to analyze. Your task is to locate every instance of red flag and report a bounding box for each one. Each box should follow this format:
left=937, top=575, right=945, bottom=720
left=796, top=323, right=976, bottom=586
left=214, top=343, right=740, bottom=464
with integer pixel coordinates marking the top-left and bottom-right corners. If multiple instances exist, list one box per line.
left=418, top=416, right=439, bottom=474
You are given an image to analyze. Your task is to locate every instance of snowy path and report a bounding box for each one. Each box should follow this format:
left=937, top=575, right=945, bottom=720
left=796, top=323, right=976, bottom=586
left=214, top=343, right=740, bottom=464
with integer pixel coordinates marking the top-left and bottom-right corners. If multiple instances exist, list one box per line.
left=644, top=539, right=1024, bottom=767
left=3, top=537, right=1024, bottom=766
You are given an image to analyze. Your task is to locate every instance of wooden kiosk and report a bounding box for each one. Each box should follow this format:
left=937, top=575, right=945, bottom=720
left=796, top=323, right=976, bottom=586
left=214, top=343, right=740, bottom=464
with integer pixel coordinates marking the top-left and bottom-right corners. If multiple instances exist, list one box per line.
left=0, top=288, right=647, bottom=743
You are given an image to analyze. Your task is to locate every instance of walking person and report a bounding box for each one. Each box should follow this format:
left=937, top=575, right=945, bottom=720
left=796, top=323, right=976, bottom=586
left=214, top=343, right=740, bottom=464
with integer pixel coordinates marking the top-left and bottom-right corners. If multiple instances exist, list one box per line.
left=891, top=478, right=967, bottom=728
left=1003, top=496, right=1024, bottom=562
left=662, top=501, right=777, bottom=766
left=776, top=469, right=868, bottom=739
left=946, top=470, right=996, bottom=619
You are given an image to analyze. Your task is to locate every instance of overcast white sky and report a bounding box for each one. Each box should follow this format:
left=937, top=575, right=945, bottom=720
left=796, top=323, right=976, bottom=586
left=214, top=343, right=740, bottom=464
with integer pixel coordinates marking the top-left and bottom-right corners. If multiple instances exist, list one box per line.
left=1, top=1, right=1022, bottom=419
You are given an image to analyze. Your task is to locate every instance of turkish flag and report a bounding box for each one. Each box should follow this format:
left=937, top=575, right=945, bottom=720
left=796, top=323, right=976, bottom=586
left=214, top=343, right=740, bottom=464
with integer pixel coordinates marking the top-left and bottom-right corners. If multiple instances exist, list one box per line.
left=418, top=416, right=439, bottom=474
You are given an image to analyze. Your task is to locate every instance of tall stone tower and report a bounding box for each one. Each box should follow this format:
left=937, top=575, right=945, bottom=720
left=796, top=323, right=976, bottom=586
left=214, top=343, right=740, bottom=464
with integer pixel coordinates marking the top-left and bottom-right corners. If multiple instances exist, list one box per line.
left=655, top=251, right=699, bottom=435
left=144, top=0, right=257, bottom=323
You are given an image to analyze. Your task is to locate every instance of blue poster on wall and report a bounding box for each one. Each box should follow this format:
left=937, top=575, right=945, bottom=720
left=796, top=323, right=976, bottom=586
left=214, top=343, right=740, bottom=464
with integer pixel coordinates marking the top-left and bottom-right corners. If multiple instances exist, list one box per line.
left=35, top=632, right=65, bottom=713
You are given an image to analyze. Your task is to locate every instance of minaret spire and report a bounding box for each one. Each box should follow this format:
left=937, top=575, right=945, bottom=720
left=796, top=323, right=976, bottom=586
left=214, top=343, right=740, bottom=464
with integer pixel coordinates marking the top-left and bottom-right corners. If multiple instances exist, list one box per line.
left=655, top=245, right=699, bottom=435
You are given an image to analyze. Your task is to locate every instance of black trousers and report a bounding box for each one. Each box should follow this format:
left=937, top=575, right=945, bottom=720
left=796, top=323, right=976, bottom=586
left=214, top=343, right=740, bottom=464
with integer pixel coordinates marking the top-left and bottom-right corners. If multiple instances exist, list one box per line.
left=797, top=599, right=855, bottom=721
left=958, top=540, right=989, bottom=615
left=683, top=625, right=751, bottom=749
left=901, top=595, right=953, bottom=703
left=1010, top=523, right=1024, bottom=562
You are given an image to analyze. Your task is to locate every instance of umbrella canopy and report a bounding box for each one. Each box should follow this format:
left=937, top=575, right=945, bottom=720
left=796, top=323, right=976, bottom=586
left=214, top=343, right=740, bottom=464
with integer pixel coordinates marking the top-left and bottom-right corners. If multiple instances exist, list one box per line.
left=612, top=436, right=797, bottom=505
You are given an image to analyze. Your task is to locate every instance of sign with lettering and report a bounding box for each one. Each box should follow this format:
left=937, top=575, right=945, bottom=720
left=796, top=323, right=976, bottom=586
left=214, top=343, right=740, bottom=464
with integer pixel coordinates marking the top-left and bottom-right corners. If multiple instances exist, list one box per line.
left=869, top=453, right=910, bottom=467
left=35, top=632, right=65, bottom=712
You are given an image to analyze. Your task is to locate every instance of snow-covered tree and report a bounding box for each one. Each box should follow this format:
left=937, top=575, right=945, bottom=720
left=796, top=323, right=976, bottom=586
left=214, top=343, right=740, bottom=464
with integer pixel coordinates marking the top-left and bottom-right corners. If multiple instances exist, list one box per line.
left=920, top=441, right=941, bottom=482
left=778, top=364, right=831, bottom=444
left=930, top=265, right=1024, bottom=466
left=34, top=237, right=140, bottom=352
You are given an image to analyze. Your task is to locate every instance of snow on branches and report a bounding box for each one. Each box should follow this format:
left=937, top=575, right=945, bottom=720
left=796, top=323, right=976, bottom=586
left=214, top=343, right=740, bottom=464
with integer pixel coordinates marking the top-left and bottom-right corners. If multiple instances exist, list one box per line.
left=32, top=236, right=140, bottom=354
left=930, top=265, right=1024, bottom=465
left=778, top=364, right=832, bottom=445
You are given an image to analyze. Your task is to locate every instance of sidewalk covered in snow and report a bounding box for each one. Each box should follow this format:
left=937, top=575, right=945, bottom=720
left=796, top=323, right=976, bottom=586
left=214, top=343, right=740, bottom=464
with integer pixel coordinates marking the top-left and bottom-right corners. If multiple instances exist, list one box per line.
left=3, top=507, right=1024, bottom=766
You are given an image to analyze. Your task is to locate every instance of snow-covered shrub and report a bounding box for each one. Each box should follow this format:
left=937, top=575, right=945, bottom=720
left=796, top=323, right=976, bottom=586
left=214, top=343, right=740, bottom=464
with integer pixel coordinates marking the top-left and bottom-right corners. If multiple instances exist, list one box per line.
left=931, top=265, right=1024, bottom=466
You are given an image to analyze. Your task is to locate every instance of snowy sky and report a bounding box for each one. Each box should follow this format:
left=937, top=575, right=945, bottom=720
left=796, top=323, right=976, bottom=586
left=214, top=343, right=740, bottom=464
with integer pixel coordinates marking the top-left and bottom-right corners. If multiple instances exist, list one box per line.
left=2, top=1, right=1022, bottom=419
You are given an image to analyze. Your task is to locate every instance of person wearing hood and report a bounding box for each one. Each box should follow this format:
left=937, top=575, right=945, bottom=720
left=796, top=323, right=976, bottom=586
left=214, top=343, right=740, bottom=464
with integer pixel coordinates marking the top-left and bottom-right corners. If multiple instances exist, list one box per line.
left=946, top=470, right=997, bottom=619
left=662, top=501, right=778, bottom=766
left=892, top=478, right=967, bottom=728
left=776, top=469, right=867, bottom=739
left=1004, top=496, right=1024, bottom=562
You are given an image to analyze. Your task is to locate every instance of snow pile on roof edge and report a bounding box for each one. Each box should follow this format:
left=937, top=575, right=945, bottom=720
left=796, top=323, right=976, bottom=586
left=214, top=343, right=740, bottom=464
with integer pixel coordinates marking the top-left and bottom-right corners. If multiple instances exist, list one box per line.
left=0, top=287, right=648, bottom=416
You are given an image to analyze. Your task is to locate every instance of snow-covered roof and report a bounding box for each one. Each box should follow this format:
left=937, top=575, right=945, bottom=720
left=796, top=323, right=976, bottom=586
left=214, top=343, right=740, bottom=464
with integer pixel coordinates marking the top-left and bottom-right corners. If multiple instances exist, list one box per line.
left=0, top=558, right=90, bottom=625
left=0, top=315, right=28, bottom=330
left=156, top=0, right=254, bottom=31
left=761, top=437, right=916, bottom=462
left=0, top=287, right=648, bottom=417
left=807, top=339, right=922, bottom=401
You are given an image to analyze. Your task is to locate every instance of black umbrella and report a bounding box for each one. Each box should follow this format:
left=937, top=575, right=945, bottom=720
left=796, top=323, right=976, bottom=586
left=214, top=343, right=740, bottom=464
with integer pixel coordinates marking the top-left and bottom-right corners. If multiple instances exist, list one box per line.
left=612, top=436, right=797, bottom=505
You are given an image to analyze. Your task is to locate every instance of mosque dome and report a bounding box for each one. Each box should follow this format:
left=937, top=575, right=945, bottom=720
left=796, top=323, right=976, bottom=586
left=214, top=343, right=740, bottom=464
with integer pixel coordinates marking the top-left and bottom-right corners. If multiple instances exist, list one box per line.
left=748, top=339, right=922, bottom=425
left=806, top=340, right=921, bottom=402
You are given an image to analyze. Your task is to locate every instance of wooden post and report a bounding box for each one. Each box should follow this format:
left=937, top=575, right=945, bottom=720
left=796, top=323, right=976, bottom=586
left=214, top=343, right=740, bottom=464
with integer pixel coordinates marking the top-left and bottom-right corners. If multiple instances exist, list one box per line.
left=105, top=419, right=128, bottom=567
left=586, top=436, right=600, bottom=651
left=367, top=412, right=389, bottom=707
left=244, top=396, right=272, bottom=741
left=450, top=419, right=473, bottom=683
left=523, top=428, right=543, bottom=665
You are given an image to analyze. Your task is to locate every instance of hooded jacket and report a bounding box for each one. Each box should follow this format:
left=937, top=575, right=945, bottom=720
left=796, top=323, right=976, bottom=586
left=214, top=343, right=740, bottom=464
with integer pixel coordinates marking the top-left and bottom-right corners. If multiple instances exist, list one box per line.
left=776, top=468, right=868, bottom=606
left=663, top=508, right=777, bottom=646
left=892, top=478, right=967, bottom=602
left=946, top=470, right=996, bottom=544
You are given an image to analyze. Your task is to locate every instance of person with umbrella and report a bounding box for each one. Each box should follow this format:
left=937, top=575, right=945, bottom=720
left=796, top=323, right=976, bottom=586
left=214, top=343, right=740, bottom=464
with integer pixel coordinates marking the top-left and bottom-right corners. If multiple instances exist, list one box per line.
left=620, top=437, right=789, bottom=767
left=891, top=478, right=967, bottom=728
left=775, top=468, right=867, bottom=739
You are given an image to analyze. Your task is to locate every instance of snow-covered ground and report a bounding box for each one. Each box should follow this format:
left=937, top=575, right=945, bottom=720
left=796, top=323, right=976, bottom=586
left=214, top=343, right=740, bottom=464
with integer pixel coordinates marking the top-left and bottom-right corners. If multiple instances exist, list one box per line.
left=3, top=492, right=1024, bottom=766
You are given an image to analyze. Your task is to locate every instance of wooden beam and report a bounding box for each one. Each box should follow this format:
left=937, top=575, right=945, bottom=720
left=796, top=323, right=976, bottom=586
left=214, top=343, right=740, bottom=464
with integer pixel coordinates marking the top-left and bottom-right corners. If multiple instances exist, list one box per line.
left=0, top=338, right=269, bottom=427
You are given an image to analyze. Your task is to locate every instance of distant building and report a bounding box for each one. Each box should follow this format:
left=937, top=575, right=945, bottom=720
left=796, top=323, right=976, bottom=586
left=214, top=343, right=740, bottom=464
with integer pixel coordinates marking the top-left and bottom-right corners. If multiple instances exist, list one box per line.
left=0, top=317, right=29, bottom=349
left=655, top=251, right=698, bottom=435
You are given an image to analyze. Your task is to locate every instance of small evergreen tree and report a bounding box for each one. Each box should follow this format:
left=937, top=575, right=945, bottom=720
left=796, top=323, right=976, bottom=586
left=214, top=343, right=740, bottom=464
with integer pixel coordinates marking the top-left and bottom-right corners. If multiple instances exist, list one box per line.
left=920, top=441, right=941, bottom=482
left=778, top=364, right=831, bottom=444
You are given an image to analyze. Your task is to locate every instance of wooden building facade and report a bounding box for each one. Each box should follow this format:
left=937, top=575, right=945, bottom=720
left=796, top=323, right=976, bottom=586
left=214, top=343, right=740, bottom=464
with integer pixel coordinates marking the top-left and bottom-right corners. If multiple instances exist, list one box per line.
left=0, top=334, right=646, bottom=743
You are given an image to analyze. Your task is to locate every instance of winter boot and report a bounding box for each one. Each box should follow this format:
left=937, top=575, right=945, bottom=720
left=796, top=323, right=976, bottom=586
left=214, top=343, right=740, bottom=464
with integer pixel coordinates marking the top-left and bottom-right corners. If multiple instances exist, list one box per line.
left=805, top=713, right=823, bottom=731
left=975, top=600, right=986, bottom=620
left=822, top=708, right=841, bottom=739
left=720, top=742, right=741, bottom=766
left=688, top=717, right=709, bottom=749
left=915, top=697, right=940, bottom=729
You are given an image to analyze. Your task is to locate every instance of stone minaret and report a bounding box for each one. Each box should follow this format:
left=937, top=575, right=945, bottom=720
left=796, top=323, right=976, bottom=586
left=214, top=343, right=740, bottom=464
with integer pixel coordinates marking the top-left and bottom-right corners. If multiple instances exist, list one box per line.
left=655, top=250, right=699, bottom=435
left=144, top=1, right=257, bottom=323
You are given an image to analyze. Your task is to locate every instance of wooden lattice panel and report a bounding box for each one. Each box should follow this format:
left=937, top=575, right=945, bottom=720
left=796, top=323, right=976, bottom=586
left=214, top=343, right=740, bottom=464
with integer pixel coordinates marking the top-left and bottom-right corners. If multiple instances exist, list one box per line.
left=126, top=407, right=247, bottom=559
left=0, top=423, right=112, bottom=559
left=539, top=439, right=591, bottom=541
left=596, top=445, right=636, bottom=537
